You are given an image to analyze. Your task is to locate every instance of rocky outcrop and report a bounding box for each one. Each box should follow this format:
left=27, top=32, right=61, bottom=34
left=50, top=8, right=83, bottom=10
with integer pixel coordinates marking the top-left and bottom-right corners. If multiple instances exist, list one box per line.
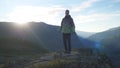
left=26, top=48, right=113, bottom=68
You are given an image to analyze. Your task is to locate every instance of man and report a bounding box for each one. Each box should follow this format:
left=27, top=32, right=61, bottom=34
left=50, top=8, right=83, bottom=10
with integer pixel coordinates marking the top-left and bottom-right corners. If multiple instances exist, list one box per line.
left=60, top=10, right=75, bottom=54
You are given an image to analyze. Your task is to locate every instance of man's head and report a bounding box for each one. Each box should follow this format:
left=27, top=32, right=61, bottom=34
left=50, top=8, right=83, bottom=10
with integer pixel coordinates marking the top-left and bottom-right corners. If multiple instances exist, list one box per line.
left=65, top=10, right=69, bottom=16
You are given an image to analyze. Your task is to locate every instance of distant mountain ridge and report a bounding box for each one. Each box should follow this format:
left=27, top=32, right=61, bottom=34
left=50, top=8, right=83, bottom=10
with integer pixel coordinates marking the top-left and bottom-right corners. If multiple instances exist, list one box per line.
left=76, top=31, right=95, bottom=38
left=89, top=26, right=120, bottom=42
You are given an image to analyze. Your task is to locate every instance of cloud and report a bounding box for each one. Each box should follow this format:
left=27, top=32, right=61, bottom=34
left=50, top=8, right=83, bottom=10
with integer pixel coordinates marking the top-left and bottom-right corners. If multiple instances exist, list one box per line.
left=4, top=3, right=120, bottom=32
left=74, top=13, right=120, bottom=24
left=112, top=0, right=120, bottom=2
left=71, top=0, right=100, bottom=12
left=6, top=5, right=65, bottom=25
left=115, top=10, right=120, bottom=13
left=73, top=13, right=120, bottom=32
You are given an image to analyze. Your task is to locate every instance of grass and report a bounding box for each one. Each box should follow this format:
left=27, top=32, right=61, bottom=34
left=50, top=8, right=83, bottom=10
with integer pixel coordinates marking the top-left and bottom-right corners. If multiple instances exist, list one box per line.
left=0, top=64, right=4, bottom=68
left=0, top=37, right=48, bottom=56
left=29, top=59, right=72, bottom=68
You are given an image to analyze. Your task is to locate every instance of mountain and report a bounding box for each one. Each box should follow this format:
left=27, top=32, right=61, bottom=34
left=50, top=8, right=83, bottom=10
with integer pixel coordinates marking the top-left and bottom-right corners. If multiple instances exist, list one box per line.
left=89, top=26, right=120, bottom=42
left=0, top=22, right=113, bottom=68
left=28, top=22, right=95, bottom=50
left=0, top=22, right=47, bottom=55
left=89, top=26, right=120, bottom=68
left=0, top=22, right=95, bottom=52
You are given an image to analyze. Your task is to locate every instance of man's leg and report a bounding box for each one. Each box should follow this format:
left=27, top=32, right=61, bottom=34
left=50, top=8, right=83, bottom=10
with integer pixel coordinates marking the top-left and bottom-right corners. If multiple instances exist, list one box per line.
left=63, top=34, right=67, bottom=53
left=67, top=34, right=71, bottom=54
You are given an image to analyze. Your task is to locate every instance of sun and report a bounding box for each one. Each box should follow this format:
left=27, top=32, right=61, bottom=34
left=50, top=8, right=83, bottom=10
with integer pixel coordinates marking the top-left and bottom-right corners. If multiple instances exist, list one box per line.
left=15, top=22, right=27, bottom=25
left=9, top=15, right=29, bottom=26
left=13, top=21, right=28, bottom=26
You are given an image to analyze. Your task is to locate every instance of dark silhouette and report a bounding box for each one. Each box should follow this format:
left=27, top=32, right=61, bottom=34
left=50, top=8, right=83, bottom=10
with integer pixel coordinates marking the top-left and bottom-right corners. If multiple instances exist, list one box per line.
left=60, top=10, right=75, bottom=54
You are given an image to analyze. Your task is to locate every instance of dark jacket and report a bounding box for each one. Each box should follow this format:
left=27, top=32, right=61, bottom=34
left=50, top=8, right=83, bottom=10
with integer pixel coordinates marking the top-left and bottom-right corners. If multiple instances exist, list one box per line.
left=60, top=15, right=75, bottom=33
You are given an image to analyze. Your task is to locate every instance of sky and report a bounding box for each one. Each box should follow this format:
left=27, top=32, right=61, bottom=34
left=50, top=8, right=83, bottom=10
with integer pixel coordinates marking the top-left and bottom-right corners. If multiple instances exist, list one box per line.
left=0, top=0, right=120, bottom=32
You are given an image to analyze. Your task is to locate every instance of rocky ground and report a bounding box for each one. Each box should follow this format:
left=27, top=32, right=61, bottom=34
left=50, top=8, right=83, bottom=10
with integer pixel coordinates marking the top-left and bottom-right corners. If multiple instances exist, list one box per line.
left=0, top=48, right=113, bottom=68
left=26, top=48, right=113, bottom=68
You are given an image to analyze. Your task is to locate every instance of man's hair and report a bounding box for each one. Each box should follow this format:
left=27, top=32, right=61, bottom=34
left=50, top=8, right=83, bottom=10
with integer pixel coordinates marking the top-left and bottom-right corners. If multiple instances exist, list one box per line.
left=65, top=10, right=69, bottom=12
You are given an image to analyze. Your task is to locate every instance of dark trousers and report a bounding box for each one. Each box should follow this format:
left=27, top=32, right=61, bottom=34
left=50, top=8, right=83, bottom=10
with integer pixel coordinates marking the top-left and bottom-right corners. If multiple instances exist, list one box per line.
left=63, top=33, right=71, bottom=53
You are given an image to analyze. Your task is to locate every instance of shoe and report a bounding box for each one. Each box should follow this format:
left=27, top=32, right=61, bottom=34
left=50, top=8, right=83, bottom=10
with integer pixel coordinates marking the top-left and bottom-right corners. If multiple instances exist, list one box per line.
left=64, top=51, right=71, bottom=54
left=64, top=51, right=68, bottom=54
left=67, top=51, right=71, bottom=54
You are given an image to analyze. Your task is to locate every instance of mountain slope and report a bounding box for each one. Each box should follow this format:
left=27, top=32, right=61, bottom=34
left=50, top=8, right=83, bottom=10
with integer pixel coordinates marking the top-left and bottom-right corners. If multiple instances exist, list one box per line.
left=0, top=37, right=47, bottom=55
left=89, top=26, right=120, bottom=68
left=0, top=22, right=47, bottom=55
left=101, top=34, right=120, bottom=68
left=89, top=26, right=120, bottom=42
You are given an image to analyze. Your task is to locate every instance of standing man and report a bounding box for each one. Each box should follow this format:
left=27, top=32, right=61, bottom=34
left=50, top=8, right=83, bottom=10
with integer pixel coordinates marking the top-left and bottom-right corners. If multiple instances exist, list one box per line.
left=60, top=10, right=75, bottom=54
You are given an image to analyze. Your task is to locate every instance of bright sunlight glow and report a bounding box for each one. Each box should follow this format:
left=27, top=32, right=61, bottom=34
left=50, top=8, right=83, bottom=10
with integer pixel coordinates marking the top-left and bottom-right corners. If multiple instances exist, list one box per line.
left=7, top=6, right=64, bottom=26
left=14, top=22, right=27, bottom=25
left=11, top=18, right=28, bottom=26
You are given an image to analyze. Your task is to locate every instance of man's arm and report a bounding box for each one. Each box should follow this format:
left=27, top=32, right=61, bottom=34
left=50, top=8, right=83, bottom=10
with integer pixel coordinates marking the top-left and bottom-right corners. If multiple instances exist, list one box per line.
left=60, top=19, right=64, bottom=31
left=71, top=18, right=75, bottom=28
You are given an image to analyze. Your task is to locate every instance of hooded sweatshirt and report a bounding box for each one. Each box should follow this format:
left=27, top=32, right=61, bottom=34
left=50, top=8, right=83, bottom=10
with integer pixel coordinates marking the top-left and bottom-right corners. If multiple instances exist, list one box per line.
left=61, top=15, right=75, bottom=33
